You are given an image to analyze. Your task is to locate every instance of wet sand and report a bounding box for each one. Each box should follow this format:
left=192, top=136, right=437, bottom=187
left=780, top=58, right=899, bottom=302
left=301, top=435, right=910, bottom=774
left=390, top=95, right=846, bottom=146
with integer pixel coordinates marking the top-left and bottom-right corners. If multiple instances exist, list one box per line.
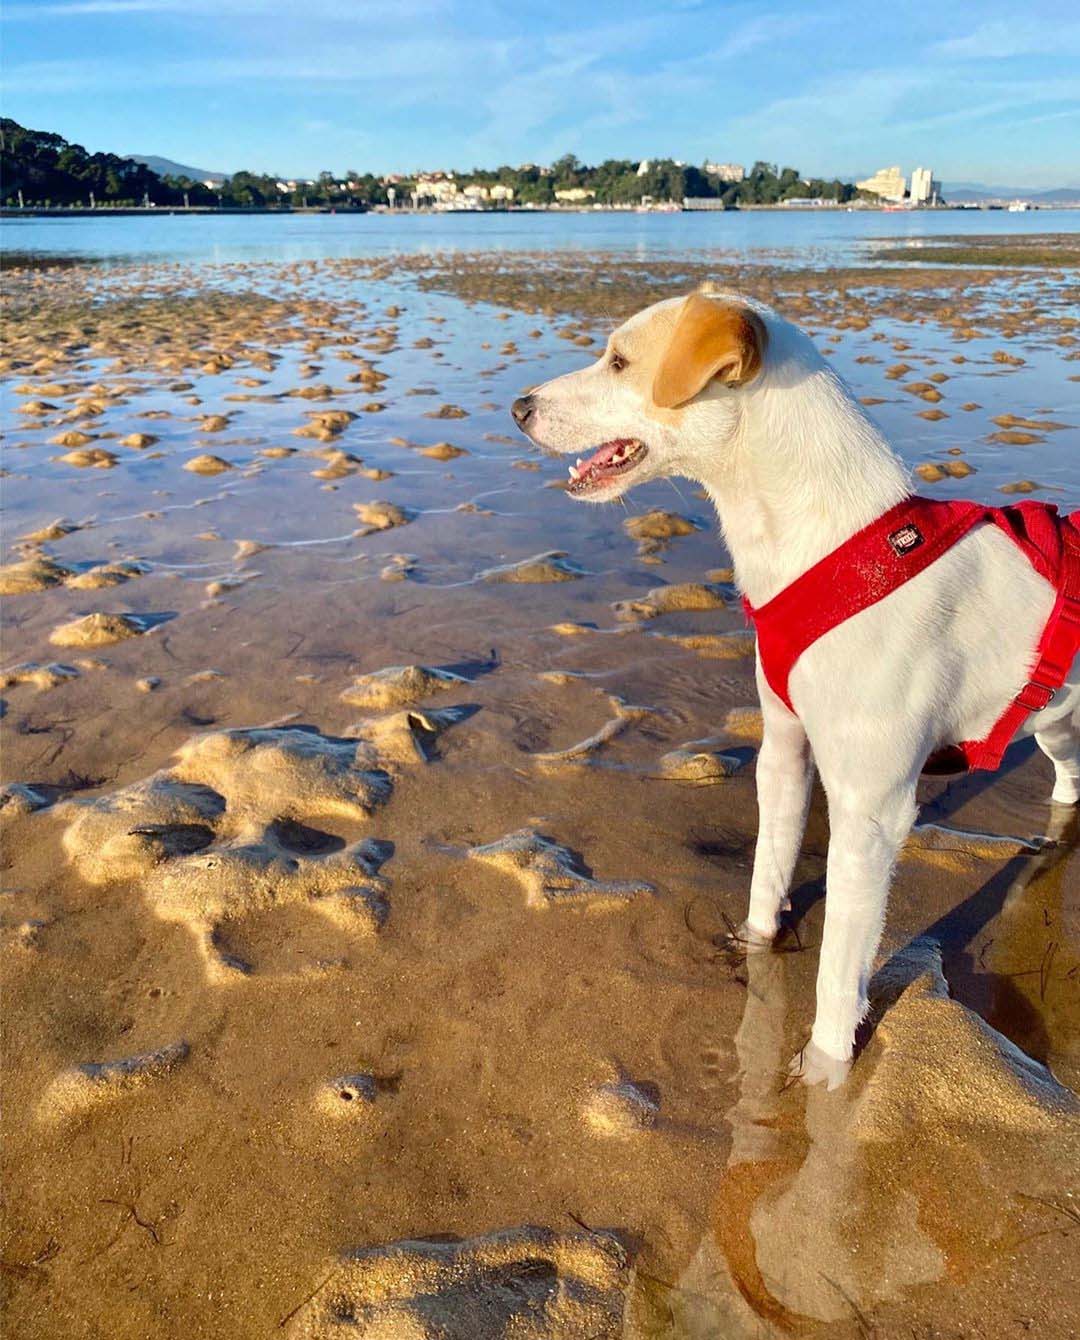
left=2, top=242, right=1079, bottom=1338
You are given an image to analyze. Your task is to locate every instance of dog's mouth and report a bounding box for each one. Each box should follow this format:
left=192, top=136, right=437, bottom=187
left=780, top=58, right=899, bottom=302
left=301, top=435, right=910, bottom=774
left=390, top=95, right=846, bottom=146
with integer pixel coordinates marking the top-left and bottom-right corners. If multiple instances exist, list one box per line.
left=566, top=438, right=648, bottom=495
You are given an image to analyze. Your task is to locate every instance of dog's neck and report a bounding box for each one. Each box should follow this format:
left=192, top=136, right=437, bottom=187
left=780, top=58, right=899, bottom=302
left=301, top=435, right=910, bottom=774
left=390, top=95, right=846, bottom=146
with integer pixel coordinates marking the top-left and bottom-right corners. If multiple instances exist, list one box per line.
left=695, top=333, right=911, bottom=607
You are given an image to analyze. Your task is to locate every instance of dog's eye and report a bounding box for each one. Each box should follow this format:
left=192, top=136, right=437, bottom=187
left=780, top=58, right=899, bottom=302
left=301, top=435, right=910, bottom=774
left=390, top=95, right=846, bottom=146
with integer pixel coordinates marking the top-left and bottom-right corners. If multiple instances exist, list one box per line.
left=609, top=351, right=628, bottom=372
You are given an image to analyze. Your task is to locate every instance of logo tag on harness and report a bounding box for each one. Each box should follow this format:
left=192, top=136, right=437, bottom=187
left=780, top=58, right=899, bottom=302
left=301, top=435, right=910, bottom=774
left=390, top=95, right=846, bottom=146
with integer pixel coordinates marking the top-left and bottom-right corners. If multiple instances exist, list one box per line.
left=888, top=523, right=924, bottom=557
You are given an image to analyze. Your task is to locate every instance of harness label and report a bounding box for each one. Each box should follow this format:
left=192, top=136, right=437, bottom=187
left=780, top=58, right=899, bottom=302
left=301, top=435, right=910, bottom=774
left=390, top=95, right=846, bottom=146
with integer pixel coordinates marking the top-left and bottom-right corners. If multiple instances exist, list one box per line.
left=888, top=523, right=924, bottom=557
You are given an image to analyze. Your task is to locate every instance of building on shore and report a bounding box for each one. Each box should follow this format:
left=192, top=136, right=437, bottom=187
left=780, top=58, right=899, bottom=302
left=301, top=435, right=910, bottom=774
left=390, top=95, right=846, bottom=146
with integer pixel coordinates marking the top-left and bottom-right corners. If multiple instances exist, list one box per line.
left=553, top=187, right=596, bottom=204
left=909, top=166, right=940, bottom=205
left=855, top=165, right=907, bottom=202
left=704, top=162, right=745, bottom=182
left=411, top=174, right=514, bottom=209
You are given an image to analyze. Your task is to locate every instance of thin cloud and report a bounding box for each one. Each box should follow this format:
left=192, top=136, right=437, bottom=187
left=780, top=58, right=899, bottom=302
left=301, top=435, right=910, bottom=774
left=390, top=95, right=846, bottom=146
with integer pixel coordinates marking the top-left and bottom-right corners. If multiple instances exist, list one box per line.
left=932, top=19, right=1080, bottom=60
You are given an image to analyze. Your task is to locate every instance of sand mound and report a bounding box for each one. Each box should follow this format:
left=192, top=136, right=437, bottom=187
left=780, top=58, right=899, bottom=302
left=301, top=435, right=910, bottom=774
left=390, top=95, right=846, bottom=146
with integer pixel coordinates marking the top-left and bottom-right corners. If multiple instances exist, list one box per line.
left=184, top=454, right=232, bottom=475
left=59, top=447, right=118, bottom=468
left=344, top=706, right=470, bottom=768
left=0, top=555, right=72, bottom=595
left=903, top=821, right=1048, bottom=871
left=419, top=441, right=466, bottom=460
left=18, top=517, right=83, bottom=543
left=622, top=509, right=701, bottom=557
left=659, top=737, right=747, bottom=782
left=60, top=718, right=465, bottom=978
left=353, top=500, right=415, bottom=532
left=466, top=828, right=655, bottom=910
left=613, top=581, right=731, bottom=621
left=49, top=612, right=152, bottom=647
left=286, top=1227, right=629, bottom=1339
left=66, top=560, right=148, bottom=591
left=340, top=664, right=468, bottom=710
left=315, top=1073, right=378, bottom=1120
left=0, top=556, right=146, bottom=597
left=379, top=553, right=416, bottom=582
left=0, top=661, right=80, bottom=692
left=169, top=728, right=391, bottom=821
left=583, top=1077, right=661, bottom=1135
left=723, top=707, right=764, bottom=742
left=478, top=550, right=584, bottom=583
left=857, top=939, right=1080, bottom=1139
left=0, top=782, right=53, bottom=819
left=653, top=630, right=756, bottom=659
left=39, top=1041, right=189, bottom=1125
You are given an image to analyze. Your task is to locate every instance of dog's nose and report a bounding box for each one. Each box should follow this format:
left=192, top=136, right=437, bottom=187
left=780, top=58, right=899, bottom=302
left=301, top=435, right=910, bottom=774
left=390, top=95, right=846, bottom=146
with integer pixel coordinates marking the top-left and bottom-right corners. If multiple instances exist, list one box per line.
left=511, top=394, right=535, bottom=428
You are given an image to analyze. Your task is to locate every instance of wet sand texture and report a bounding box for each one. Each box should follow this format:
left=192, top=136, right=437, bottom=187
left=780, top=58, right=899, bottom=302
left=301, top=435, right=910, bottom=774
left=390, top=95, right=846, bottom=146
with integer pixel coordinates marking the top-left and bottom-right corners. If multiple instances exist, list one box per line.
left=2, top=236, right=1078, bottom=1340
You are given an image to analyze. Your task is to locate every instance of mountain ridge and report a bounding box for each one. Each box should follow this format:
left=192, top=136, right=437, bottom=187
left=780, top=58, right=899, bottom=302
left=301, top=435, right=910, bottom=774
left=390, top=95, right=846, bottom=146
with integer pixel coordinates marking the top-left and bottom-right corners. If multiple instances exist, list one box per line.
left=125, top=154, right=227, bottom=183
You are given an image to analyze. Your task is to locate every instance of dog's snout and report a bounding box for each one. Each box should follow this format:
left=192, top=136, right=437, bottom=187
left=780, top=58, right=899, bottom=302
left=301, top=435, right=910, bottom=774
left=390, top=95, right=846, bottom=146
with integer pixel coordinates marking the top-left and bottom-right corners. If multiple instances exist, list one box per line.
left=511, top=394, right=535, bottom=428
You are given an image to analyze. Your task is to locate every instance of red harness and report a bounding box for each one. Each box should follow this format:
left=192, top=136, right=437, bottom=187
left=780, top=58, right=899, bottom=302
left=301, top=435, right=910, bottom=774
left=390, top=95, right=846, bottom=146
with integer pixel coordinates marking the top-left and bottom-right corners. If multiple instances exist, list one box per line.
left=743, top=496, right=1080, bottom=772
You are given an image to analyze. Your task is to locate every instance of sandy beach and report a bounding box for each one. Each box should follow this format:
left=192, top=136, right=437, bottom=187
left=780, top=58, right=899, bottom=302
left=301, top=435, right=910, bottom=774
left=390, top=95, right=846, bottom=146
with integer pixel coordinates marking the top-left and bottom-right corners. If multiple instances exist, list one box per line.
left=2, top=225, right=1079, bottom=1338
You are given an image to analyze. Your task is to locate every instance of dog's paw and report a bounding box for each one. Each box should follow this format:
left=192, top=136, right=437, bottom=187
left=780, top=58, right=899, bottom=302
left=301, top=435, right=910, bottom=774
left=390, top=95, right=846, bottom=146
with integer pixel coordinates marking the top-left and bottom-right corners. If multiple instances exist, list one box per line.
left=788, top=1041, right=851, bottom=1091
left=726, top=919, right=776, bottom=955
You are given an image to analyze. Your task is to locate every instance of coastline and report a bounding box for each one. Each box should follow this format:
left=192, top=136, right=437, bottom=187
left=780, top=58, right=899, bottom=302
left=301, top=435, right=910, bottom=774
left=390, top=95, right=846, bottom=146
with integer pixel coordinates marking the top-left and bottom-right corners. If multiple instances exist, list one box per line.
left=5, top=201, right=1077, bottom=220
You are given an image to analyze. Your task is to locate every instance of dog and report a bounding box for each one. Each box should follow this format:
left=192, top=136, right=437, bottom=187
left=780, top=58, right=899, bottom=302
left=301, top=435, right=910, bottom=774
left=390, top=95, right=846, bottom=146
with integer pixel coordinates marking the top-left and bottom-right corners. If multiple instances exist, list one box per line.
left=511, top=286, right=1080, bottom=1088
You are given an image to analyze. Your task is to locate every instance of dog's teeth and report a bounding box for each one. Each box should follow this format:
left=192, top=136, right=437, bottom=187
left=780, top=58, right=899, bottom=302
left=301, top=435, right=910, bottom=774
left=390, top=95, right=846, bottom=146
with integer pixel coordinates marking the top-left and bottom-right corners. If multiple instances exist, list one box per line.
left=568, top=465, right=580, bottom=481
left=576, top=458, right=583, bottom=467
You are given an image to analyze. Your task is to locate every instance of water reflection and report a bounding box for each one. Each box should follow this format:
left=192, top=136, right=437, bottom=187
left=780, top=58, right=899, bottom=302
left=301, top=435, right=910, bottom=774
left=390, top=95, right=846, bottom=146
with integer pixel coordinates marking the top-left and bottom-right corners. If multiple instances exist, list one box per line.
left=631, top=805, right=1079, bottom=1337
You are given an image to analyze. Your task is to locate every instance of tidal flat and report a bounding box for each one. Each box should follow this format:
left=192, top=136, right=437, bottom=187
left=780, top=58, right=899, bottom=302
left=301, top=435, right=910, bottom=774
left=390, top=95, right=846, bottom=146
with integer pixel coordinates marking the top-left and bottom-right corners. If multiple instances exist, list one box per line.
left=2, top=232, right=1079, bottom=1339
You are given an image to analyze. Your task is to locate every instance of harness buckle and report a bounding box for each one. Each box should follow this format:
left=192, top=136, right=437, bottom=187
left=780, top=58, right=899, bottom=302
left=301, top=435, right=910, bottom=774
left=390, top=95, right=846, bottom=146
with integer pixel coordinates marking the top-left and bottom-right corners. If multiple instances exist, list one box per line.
left=1016, top=679, right=1057, bottom=712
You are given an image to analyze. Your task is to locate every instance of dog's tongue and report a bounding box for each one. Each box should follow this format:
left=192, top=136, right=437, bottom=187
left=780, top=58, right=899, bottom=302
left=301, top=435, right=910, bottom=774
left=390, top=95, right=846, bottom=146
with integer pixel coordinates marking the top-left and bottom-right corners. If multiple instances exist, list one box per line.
left=586, top=439, right=632, bottom=470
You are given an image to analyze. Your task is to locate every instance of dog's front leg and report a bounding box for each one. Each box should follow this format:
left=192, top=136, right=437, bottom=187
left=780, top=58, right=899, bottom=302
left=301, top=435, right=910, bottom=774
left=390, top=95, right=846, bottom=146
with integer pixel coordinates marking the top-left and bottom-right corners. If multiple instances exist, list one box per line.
left=741, top=674, right=814, bottom=947
left=795, top=776, right=918, bottom=1089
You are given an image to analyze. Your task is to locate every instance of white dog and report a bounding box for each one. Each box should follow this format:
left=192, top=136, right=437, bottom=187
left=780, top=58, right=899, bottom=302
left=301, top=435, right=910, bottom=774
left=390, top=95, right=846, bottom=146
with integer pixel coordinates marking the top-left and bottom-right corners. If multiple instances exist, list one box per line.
left=512, top=287, right=1080, bottom=1088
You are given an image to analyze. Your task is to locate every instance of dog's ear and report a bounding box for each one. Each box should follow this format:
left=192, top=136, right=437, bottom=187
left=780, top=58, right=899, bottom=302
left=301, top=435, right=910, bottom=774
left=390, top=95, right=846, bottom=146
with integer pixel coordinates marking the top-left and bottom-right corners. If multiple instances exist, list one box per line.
left=652, top=293, right=766, bottom=409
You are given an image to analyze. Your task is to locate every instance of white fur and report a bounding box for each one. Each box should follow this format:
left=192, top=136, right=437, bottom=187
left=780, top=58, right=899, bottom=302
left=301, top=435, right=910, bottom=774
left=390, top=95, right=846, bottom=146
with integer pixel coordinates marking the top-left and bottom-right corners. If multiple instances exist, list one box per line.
left=518, top=292, right=1080, bottom=1087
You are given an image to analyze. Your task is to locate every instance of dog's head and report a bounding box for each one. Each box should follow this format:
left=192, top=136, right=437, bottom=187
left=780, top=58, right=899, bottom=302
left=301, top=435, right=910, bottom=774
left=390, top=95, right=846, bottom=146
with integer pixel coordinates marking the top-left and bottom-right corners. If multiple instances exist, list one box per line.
left=511, top=286, right=768, bottom=501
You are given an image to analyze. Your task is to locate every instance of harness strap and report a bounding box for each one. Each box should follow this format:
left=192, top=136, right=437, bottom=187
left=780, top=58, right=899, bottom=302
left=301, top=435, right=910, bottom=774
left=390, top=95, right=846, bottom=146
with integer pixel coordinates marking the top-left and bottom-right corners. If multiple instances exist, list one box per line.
left=743, top=495, right=1080, bottom=774
left=745, top=496, right=989, bottom=711
left=959, top=517, right=1080, bottom=769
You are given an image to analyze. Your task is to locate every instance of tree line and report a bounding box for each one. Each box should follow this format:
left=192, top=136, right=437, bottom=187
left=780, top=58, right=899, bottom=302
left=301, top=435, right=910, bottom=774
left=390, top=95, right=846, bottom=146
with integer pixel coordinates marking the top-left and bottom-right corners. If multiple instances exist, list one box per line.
left=1, top=119, right=863, bottom=210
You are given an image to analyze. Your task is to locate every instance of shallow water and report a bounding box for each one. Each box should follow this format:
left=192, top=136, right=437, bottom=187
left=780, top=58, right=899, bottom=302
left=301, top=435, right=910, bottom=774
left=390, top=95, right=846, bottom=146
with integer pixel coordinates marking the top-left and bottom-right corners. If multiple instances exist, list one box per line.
left=5, top=204, right=1080, bottom=265
left=2, top=226, right=1078, bottom=1338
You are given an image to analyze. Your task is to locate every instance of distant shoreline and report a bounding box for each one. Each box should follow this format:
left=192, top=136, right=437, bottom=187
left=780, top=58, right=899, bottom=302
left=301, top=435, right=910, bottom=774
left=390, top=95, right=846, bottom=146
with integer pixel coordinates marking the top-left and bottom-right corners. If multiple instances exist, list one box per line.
left=5, top=202, right=1077, bottom=220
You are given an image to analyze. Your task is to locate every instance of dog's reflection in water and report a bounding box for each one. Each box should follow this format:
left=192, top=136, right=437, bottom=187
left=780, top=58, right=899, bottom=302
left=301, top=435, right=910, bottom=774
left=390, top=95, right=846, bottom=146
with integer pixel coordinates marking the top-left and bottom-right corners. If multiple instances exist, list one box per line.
left=638, top=807, right=1079, bottom=1337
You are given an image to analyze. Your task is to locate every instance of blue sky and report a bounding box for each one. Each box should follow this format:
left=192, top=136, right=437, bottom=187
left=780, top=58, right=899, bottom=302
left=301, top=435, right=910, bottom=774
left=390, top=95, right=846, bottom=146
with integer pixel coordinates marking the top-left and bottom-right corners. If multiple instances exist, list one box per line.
left=3, top=0, right=1079, bottom=186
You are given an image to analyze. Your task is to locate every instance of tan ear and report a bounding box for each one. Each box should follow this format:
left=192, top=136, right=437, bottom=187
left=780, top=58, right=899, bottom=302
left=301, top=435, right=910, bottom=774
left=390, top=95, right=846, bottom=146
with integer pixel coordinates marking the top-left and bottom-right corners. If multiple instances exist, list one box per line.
left=652, top=292, right=766, bottom=409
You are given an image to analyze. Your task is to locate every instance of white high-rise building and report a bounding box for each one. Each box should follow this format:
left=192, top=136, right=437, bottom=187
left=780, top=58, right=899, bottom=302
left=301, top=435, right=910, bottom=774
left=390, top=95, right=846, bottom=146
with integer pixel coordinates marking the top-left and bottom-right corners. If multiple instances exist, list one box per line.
left=704, top=162, right=745, bottom=182
left=856, top=165, right=907, bottom=202
left=910, top=166, right=939, bottom=205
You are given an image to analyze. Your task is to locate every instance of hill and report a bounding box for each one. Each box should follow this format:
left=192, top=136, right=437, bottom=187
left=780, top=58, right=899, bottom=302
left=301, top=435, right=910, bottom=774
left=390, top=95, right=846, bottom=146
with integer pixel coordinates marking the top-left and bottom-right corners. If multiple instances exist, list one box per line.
left=125, top=155, right=227, bottom=184
left=943, top=181, right=1080, bottom=204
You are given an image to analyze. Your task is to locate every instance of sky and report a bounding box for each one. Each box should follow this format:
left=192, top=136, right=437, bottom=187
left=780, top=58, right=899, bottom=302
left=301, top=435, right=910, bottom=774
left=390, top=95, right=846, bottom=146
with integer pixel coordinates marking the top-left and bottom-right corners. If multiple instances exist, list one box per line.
left=3, top=0, right=1080, bottom=188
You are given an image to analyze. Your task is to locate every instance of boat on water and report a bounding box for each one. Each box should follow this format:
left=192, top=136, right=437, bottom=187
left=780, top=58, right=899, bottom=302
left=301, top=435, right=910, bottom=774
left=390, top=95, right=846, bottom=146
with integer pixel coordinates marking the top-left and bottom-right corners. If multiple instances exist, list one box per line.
left=1008, top=199, right=1032, bottom=212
